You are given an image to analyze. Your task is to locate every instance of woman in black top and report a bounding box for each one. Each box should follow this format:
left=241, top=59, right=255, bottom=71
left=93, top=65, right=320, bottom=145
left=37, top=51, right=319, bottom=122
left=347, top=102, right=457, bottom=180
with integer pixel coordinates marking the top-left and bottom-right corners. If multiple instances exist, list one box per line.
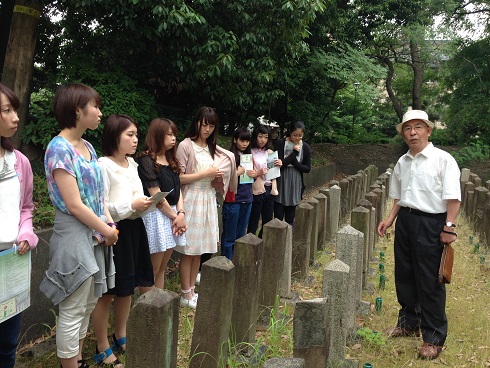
left=137, top=118, right=187, bottom=290
left=274, top=120, right=311, bottom=226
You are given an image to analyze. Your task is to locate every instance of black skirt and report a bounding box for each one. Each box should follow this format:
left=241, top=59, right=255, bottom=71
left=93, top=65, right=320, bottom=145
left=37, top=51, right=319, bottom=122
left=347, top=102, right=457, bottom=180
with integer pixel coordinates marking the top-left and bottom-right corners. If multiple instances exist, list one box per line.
left=106, top=217, right=154, bottom=296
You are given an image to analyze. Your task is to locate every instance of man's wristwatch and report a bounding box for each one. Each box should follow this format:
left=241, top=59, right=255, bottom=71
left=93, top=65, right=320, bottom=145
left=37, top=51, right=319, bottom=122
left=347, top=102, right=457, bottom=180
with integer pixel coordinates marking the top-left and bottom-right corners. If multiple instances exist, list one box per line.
left=445, top=221, right=456, bottom=228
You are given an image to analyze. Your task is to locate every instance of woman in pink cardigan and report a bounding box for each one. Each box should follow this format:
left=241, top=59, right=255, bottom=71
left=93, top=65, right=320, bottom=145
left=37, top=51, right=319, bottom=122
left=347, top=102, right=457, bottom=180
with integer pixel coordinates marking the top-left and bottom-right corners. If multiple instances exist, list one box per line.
left=0, top=83, right=39, bottom=368
left=174, top=107, right=236, bottom=308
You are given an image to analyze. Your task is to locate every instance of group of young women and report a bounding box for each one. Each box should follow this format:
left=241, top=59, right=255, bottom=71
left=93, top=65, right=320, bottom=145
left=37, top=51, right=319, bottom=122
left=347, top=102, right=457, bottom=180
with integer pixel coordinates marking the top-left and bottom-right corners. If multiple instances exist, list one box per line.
left=0, top=82, right=310, bottom=368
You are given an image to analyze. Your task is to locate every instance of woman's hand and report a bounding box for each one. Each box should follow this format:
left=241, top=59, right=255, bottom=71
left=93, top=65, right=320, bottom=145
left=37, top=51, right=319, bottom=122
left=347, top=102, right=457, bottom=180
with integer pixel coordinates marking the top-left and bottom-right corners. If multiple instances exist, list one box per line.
left=205, top=166, right=223, bottom=179
left=17, top=240, right=30, bottom=255
left=132, top=197, right=155, bottom=212
left=246, top=169, right=257, bottom=178
left=237, top=166, right=245, bottom=176
left=172, top=213, right=188, bottom=236
left=274, top=159, right=283, bottom=167
left=294, top=144, right=301, bottom=152
left=102, top=225, right=119, bottom=246
left=258, top=167, right=268, bottom=176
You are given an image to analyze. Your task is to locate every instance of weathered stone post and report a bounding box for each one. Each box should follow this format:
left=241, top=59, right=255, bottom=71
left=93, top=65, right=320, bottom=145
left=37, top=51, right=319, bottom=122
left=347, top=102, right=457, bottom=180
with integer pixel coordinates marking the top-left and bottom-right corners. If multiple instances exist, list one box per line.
left=190, top=257, right=235, bottom=368
left=339, top=179, right=349, bottom=220
left=473, top=186, right=489, bottom=228
left=278, top=224, right=293, bottom=298
left=319, top=188, right=331, bottom=245
left=460, top=168, right=471, bottom=197
left=335, top=226, right=363, bottom=334
left=259, top=219, right=288, bottom=319
left=329, top=185, right=342, bottom=243
left=231, top=233, right=263, bottom=346
left=306, top=197, right=319, bottom=264
left=351, top=206, right=370, bottom=288
left=323, top=259, right=350, bottom=366
left=292, top=203, right=313, bottom=280
left=126, top=289, right=179, bottom=368
left=293, top=298, right=328, bottom=367
left=358, top=198, right=374, bottom=261
left=314, top=193, right=327, bottom=250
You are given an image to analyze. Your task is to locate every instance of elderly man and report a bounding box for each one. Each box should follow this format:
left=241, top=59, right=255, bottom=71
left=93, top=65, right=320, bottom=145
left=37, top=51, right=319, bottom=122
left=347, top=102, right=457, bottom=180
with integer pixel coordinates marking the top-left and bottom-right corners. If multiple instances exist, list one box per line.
left=378, top=109, right=461, bottom=360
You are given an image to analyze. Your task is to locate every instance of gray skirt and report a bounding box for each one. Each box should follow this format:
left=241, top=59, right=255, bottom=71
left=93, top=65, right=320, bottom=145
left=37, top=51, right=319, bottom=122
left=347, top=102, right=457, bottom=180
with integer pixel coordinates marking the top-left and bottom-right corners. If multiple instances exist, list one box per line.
left=39, top=210, right=115, bottom=305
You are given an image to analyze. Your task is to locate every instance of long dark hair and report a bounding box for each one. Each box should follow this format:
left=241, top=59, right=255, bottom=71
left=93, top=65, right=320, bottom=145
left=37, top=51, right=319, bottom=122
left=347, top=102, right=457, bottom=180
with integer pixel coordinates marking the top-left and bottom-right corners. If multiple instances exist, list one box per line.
left=251, top=124, right=271, bottom=150
left=0, top=83, right=19, bottom=152
left=186, top=106, right=219, bottom=157
left=140, top=118, right=180, bottom=173
left=229, top=127, right=251, bottom=167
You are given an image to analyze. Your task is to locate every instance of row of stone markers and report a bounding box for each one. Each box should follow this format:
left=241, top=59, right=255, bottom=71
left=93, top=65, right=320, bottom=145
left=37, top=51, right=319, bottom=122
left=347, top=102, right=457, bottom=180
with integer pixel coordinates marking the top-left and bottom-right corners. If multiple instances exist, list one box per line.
left=459, top=168, right=490, bottom=249
left=292, top=166, right=393, bottom=367
left=123, top=164, right=389, bottom=368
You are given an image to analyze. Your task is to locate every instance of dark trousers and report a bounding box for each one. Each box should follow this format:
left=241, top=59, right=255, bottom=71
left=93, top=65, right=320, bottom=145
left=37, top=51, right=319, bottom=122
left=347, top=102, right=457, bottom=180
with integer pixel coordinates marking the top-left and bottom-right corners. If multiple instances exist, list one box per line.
left=248, top=186, right=274, bottom=238
left=221, top=202, right=252, bottom=260
left=0, top=313, right=21, bottom=368
left=274, top=202, right=297, bottom=226
left=394, top=208, right=447, bottom=346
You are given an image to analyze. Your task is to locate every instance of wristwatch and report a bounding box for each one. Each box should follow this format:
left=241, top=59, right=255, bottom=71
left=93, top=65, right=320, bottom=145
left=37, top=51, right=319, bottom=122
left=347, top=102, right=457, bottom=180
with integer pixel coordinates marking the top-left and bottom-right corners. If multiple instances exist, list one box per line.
left=445, top=221, right=456, bottom=228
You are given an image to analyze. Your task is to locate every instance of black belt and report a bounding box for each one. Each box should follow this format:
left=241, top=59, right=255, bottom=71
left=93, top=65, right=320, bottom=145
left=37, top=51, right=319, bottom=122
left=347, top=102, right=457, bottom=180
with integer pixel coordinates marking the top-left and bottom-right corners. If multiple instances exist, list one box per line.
left=400, top=206, right=446, bottom=219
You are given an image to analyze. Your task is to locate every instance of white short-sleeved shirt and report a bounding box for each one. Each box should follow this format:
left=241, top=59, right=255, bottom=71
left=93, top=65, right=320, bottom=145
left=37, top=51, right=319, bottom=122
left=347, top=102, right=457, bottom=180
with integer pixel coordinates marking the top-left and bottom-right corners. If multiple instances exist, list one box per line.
left=389, top=143, right=461, bottom=214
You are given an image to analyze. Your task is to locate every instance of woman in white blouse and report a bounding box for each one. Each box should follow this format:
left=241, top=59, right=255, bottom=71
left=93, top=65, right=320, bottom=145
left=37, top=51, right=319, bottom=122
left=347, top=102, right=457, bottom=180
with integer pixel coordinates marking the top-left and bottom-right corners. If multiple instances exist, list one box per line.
left=91, top=114, right=155, bottom=367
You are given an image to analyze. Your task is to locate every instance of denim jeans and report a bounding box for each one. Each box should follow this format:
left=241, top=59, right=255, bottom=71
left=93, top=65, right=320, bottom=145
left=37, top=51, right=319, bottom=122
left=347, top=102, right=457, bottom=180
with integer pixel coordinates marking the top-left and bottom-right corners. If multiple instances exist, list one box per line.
left=0, top=313, right=22, bottom=368
left=221, top=202, right=252, bottom=260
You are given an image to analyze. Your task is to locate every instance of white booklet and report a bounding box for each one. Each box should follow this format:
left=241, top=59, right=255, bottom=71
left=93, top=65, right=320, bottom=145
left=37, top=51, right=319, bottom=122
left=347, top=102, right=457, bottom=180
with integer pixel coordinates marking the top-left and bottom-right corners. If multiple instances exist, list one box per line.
left=239, top=153, right=254, bottom=184
left=0, top=246, right=31, bottom=323
left=137, top=189, right=174, bottom=217
left=266, top=151, right=280, bottom=180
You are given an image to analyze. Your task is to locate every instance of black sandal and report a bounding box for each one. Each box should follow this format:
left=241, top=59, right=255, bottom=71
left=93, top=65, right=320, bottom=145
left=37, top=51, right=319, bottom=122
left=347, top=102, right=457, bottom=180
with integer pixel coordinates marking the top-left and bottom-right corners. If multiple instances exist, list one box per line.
left=60, top=359, right=89, bottom=368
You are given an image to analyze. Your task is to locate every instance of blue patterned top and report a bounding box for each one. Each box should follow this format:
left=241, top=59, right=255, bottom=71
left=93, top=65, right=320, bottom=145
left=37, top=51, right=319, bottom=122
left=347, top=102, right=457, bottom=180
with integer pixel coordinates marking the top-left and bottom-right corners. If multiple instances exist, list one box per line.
left=44, top=136, right=104, bottom=216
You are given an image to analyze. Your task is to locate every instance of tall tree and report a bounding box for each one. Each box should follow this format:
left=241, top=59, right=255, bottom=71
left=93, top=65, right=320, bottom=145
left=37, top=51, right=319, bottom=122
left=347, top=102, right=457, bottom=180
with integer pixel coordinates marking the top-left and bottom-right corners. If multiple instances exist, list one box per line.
left=1, top=0, right=43, bottom=149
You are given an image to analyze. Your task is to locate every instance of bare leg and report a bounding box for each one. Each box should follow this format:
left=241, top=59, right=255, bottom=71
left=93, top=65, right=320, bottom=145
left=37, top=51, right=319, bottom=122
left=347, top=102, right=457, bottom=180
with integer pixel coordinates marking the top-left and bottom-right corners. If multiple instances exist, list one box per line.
left=112, top=295, right=131, bottom=352
left=90, top=295, right=121, bottom=366
left=152, top=249, right=174, bottom=289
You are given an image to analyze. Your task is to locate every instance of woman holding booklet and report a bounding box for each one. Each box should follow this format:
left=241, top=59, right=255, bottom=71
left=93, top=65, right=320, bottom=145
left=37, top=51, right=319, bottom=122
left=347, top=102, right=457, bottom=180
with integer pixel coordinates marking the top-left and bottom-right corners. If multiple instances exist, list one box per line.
left=274, top=120, right=311, bottom=226
left=137, top=118, right=187, bottom=292
left=0, top=83, right=39, bottom=368
left=248, top=124, right=282, bottom=238
left=221, top=127, right=256, bottom=260
left=92, top=114, right=155, bottom=367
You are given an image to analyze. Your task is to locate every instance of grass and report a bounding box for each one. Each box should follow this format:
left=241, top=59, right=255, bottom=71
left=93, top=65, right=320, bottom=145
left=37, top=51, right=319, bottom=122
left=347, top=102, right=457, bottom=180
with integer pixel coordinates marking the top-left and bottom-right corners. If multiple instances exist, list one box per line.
left=348, top=215, right=490, bottom=367
left=16, top=200, right=490, bottom=367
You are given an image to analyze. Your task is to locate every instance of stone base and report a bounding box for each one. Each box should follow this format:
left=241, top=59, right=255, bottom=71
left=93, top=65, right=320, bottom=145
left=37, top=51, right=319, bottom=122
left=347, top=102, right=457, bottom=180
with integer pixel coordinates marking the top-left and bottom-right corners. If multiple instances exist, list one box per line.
left=357, top=300, right=371, bottom=316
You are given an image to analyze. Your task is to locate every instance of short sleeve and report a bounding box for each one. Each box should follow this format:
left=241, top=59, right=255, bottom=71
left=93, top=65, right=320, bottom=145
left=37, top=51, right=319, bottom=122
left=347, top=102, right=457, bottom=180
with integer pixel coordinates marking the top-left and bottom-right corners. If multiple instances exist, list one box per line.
left=137, top=155, right=160, bottom=189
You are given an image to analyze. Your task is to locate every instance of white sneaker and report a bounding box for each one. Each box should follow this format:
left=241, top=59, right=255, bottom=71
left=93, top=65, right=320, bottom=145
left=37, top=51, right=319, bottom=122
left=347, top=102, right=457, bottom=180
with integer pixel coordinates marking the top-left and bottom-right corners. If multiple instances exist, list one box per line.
left=192, top=293, right=198, bottom=301
left=195, top=272, right=201, bottom=286
left=180, top=296, right=197, bottom=309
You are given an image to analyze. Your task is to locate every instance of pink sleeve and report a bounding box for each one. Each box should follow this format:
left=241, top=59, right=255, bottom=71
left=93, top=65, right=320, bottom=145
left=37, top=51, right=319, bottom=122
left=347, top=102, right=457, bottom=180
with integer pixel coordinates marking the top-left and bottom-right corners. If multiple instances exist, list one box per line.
left=15, top=151, right=39, bottom=249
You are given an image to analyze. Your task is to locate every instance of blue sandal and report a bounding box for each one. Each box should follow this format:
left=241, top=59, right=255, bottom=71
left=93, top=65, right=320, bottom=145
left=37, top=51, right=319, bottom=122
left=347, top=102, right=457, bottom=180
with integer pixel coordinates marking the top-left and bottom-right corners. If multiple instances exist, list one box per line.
left=111, top=333, right=127, bottom=354
left=94, top=347, right=124, bottom=367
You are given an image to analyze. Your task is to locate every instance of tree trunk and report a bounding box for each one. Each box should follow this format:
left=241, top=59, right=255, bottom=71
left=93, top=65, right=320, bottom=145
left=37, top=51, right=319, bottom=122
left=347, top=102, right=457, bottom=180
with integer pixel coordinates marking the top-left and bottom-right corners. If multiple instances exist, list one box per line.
left=379, top=55, right=403, bottom=122
left=1, top=0, right=43, bottom=149
left=410, top=40, right=424, bottom=110
left=0, top=0, right=15, bottom=74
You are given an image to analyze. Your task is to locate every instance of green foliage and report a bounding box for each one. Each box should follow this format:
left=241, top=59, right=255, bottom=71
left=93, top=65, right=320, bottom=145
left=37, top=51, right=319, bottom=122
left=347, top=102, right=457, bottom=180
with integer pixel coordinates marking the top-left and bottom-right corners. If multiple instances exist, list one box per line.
left=450, top=140, right=490, bottom=166
left=440, top=37, right=490, bottom=143
left=32, top=171, right=55, bottom=229
left=356, top=327, right=386, bottom=347
left=23, top=65, right=158, bottom=152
